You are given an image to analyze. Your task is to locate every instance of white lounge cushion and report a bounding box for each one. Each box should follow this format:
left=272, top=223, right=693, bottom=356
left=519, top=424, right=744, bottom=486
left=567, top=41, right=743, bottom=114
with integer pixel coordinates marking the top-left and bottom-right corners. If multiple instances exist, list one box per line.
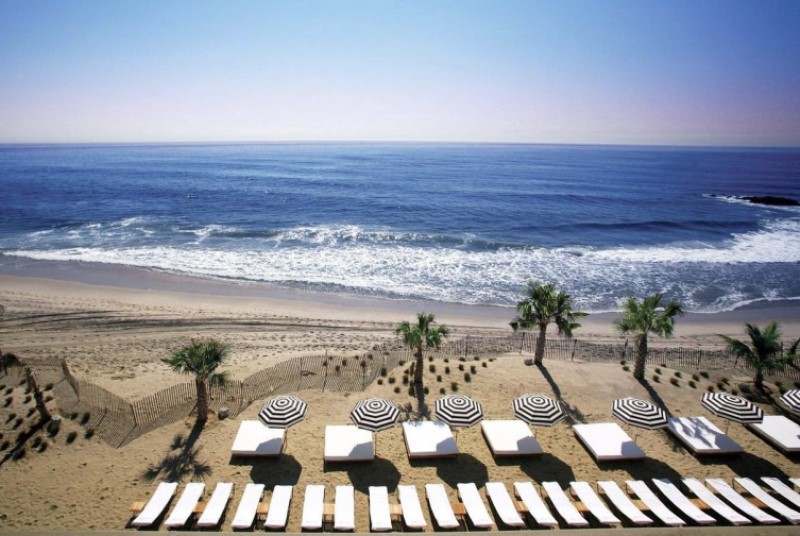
left=397, top=485, right=427, bottom=529
left=301, top=484, right=325, bottom=530
left=651, top=478, right=715, bottom=525
left=749, top=415, right=800, bottom=453
left=369, top=486, right=392, bottom=532
left=230, top=483, right=264, bottom=530
left=683, top=478, right=750, bottom=525
left=667, top=416, right=743, bottom=455
left=485, top=482, right=525, bottom=528
left=481, top=420, right=543, bottom=457
left=735, top=478, right=800, bottom=524
left=542, top=481, right=589, bottom=527
left=597, top=481, right=652, bottom=525
left=570, top=481, right=621, bottom=526
left=705, top=478, right=779, bottom=524
left=625, top=480, right=685, bottom=526
left=164, top=482, right=205, bottom=528
left=403, top=421, right=458, bottom=459
left=324, top=425, right=374, bottom=462
left=231, top=420, right=285, bottom=456
left=513, top=482, right=559, bottom=527
left=264, top=485, right=293, bottom=529
left=334, top=485, right=355, bottom=531
left=573, top=422, right=645, bottom=461
left=425, top=483, right=460, bottom=529
left=131, top=482, right=178, bottom=527
left=196, top=482, right=233, bottom=527
left=457, top=483, right=494, bottom=529
left=762, top=477, right=800, bottom=509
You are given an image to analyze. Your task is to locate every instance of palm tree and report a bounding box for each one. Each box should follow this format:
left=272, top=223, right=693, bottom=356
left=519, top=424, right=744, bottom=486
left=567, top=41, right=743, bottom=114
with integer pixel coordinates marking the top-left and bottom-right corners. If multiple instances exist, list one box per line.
left=718, top=322, right=799, bottom=391
left=162, top=338, right=230, bottom=422
left=396, top=313, right=450, bottom=385
left=615, top=293, right=684, bottom=380
left=513, top=281, right=587, bottom=366
left=0, top=351, right=52, bottom=423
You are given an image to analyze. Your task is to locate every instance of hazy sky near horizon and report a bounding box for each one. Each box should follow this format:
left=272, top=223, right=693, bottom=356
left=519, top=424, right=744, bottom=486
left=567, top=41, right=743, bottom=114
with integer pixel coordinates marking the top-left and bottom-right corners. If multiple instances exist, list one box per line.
left=1, top=0, right=799, bottom=146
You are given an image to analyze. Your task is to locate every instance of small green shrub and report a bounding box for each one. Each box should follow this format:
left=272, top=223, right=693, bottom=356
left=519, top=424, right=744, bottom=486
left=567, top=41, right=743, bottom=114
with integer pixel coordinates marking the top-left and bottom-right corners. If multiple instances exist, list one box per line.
left=12, top=447, right=25, bottom=460
left=622, top=365, right=630, bottom=371
left=377, top=379, right=383, bottom=385
left=23, top=395, right=32, bottom=404
left=445, top=366, right=451, bottom=374
left=429, top=356, right=434, bottom=363
left=655, top=368, right=662, bottom=375
left=85, top=428, right=95, bottom=439
left=474, top=356, right=480, bottom=361
left=717, top=381, right=725, bottom=390
left=402, top=375, right=409, bottom=385
left=670, top=377, right=680, bottom=386
left=393, top=386, right=401, bottom=394
left=27, top=407, right=35, bottom=417
left=688, top=380, right=696, bottom=388
left=429, top=364, right=436, bottom=373
left=700, top=371, right=710, bottom=379
left=334, top=365, right=341, bottom=374
left=620, top=360, right=626, bottom=366
left=436, top=375, right=442, bottom=382
left=423, top=386, right=430, bottom=395
left=4, top=397, right=11, bottom=407
left=707, top=385, right=715, bottom=393
left=14, top=417, right=23, bottom=428
left=451, top=382, right=459, bottom=392
left=794, top=381, right=800, bottom=389
left=398, top=360, right=405, bottom=366
left=32, top=436, right=42, bottom=448
left=720, top=377, right=729, bottom=384
left=459, top=357, right=466, bottom=362
left=37, top=440, right=48, bottom=452
left=444, top=358, right=449, bottom=363
left=0, top=440, right=9, bottom=451
left=44, top=395, right=53, bottom=402
left=674, top=371, right=682, bottom=378
left=731, top=388, right=739, bottom=395
left=482, top=362, right=487, bottom=368
left=660, top=363, right=667, bottom=368
left=692, top=373, right=700, bottom=381
left=652, top=375, right=660, bottom=383
left=388, top=376, right=396, bottom=384
left=7, top=412, right=16, bottom=422
left=66, top=431, right=78, bottom=444
left=44, top=383, right=53, bottom=391
left=408, top=385, right=415, bottom=396
left=380, top=367, right=387, bottom=377
left=439, top=387, right=446, bottom=395
left=464, top=373, right=472, bottom=382
left=458, top=364, right=465, bottom=371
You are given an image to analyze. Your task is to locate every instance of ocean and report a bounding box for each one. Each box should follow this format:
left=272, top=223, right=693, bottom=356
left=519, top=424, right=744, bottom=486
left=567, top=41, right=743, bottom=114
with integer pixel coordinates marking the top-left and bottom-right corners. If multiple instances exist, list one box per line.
left=1, top=142, right=799, bottom=313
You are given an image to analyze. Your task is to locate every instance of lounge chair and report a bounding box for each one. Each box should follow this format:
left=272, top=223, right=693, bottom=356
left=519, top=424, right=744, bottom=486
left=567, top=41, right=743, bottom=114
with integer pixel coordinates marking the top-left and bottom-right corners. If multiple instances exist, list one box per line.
left=667, top=416, right=743, bottom=455
left=196, top=482, right=233, bottom=528
left=597, top=481, right=653, bottom=525
left=164, top=482, right=205, bottom=528
left=513, top=482, right=559, bottom=527
left=324, top=425, right=374, bottom=462
left=572, top=422, right=645, bottom=461
left=480, top=420, right=542, bottom=457
left=131, top=482, right=178, bottom=528
left=735, top=478, right=800, bottom=524
left=301, top=484, right=325, bottom=530
left=424, top=483, right=460, bottom=529
left=569, top=481, right=621, bottom=526
left=334, top=485, right=355, bottom=531
left=456, top=483, right=495, bottom=529
left=541, top=481, right=590, bottom=527
left=762, top=477, right=800, bottom=509
left=651, top=478, right=715, bottom=525
left=625, top=480, right=685, bottom=526
left=705, top=479, right=779, bottom=524
left=230, top=483, right=265, bottom=530
left=485, top=482, right=525, bottom=528
left=265, top=485, right=293, bottom=530
left=682, top=478, right=750, bottom=525
left=231, top=420, right=285, bottom=456
left=402, top=421, right=458, bottom=459
left=369, top=486, right=393, bottom=532
left=397, top=484, right=427, bottom=530
left=749, top=415, right=800, bottom=453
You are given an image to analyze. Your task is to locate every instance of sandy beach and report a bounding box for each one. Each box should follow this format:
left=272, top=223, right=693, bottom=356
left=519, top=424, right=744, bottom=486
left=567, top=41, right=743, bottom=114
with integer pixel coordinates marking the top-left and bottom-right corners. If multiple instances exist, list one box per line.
left=1, top=268, right=799, bottom=532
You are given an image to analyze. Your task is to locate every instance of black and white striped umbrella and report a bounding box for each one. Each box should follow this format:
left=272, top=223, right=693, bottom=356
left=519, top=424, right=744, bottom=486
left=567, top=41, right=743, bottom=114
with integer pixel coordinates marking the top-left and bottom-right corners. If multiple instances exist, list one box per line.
left=701, top=392, right=763, bottom=425
left=780, top=389, right=800, bottom=415
left=258, top=395, right=308, bottom=429
left=350, top=398, right=400, bottom=432
left=435, top=395, right=484, bottom=428
left=612, top=398, right=668, bottom=430
left=513, top=394, right=564, bottom=426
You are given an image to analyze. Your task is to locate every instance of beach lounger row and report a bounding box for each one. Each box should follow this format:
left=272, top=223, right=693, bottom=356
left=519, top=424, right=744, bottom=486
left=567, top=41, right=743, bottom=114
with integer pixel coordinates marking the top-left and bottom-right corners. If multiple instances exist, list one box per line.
left=131, top=477, right=800, bottom=530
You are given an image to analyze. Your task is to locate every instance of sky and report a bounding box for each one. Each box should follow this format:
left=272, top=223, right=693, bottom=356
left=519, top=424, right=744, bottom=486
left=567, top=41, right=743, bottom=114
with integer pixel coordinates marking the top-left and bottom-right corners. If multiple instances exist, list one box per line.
left=1, top=0, right=799, bottom=146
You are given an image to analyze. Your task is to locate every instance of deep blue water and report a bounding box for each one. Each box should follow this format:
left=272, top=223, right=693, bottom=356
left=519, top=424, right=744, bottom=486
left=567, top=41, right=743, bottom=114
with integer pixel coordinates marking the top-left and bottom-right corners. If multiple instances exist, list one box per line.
left=1, top=142, right=799, bottom=312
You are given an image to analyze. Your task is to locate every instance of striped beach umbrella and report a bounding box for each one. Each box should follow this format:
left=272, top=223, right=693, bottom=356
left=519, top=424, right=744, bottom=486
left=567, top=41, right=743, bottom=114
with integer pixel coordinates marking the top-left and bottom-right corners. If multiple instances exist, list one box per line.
left=701, top=392, right=763, bottom=433
left=350, top=398, right=400, bottom=433
left=435, top=395, right=484, bottom=429
left=258, top=395, right=308, bottom=429
left=780, top=390, right=800, bottom=415
left=612, top=398, right=668, bottom=439
left=513, top=394, right=564, bottom=427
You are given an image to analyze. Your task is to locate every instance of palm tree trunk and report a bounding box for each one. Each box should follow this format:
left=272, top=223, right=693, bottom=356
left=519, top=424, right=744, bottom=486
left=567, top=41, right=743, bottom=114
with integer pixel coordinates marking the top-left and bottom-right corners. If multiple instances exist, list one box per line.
left=754, top=370, right=765, bottom=391
left=196, top=379, right=209, bottom=421
left=414, top=345, right=424, bottom=384
left=534, top=324, right=547, bottom=366
left=25, top=367, right=51, bottom=423
left=633, top=335, right=648, bottom=380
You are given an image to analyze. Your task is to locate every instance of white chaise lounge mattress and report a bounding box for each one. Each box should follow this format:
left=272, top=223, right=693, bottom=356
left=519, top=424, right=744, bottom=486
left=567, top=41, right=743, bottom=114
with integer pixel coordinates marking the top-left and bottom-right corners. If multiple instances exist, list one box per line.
left=481, top=420, right=543, bottom=456
left=324, top=425, right=374, bottom=462
left=667, top=416, right=743, bottom=455
left=231, top=420, right=285, bottom=456
left=573, top=422, right=645, bottom=461
left=749, top=415, right=800, bottom=453
left=402, top=421, right=459, bottom=458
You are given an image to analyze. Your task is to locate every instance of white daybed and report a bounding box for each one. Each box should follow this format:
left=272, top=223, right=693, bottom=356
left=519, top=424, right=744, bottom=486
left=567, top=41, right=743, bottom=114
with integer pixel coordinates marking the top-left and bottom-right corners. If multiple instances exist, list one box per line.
left=572, top=422, right=645, bottom=461
left=324, top=425, right=374, bottom=462
left=231, top=420, right=285, bottom=457
left=481, top=420, right=543, bottom=457
left=402, top=421, right=459, bottom=459
left=667, top=416, right=743, bottom=455
left=749, top=415, right=800, bottom=453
